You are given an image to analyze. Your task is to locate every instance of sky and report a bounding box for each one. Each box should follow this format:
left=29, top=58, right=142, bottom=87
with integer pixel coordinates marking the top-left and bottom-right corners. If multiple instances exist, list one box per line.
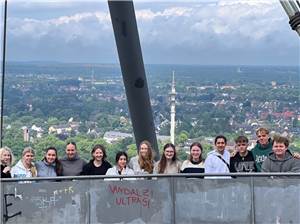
left=1, top=0, right=300, bottom=65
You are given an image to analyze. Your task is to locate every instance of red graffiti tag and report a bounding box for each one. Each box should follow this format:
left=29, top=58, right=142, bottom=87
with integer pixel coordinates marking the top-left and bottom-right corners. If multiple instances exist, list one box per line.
left=108, top=184, right=151, bottom=208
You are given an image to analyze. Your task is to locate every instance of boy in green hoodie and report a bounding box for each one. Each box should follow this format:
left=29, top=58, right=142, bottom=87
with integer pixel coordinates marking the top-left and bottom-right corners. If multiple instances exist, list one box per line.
left=251, top=127, right=273, bottom=172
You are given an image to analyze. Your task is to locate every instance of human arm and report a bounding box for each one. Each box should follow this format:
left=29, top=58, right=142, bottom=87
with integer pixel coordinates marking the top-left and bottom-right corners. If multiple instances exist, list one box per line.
left=290, top=159, right=300, bottom=172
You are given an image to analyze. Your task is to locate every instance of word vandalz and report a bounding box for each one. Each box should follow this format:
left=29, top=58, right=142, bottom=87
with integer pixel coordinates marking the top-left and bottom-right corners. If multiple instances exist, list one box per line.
left=109, top=184, right=151, bottom=208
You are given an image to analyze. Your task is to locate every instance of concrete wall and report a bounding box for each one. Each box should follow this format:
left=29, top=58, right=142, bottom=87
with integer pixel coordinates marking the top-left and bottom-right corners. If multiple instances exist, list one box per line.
left=2, top=177, right=300, bottom=224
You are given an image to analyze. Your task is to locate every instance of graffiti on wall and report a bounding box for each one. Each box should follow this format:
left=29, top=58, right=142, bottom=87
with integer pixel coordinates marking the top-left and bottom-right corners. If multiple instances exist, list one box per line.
left=108, top=184, right=152, bottom=208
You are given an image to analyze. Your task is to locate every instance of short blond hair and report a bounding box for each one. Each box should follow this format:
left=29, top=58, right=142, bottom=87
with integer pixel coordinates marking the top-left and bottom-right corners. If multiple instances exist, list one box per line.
left=256, top=127, right=269, bottom=136
left=0, top=146, right=15, bottom=165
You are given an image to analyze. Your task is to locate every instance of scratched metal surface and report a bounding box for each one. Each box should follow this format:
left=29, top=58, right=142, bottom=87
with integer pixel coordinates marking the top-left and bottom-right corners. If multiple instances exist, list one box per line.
left=2, top=180, right=88, bottom=224
left=2, top=177, right=300, bottom=224
left=253, top=178, right=300, bottom=224
left=174, top=178, right=252, bottom=224
left=89, top=178, right=172, bottom=224
left=2, top=179, right=172, bottom=224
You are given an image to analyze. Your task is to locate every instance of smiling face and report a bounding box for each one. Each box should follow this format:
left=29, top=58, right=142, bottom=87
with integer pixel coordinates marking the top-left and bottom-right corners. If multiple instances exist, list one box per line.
left=215, top=138, right=226, bottom=154
left=272, top=141, right=287, bottom=158
left=93, top=148, right=104, bottom=162
left=45, top=149, right=57, bottom=164
left=23, top=152, right=34, bottom=167
left=190, top=145, right=201, bottom=161
left=117, top=155, right=127, bottom=169
left=139, top=143, right=149, bottom=158
left=164, top=147, right=175, bottom=160
left=1, top=150, right=11, bottom=165
left=66, top=143, right=76, bottom=159
left=257, top=130, right=269, bottom=146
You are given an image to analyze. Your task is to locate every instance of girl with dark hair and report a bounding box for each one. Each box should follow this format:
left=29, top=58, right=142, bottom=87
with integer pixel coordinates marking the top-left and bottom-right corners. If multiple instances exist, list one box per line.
left=128, top=140, right=154, bottom=174
left=36, top=147, right=63, bottom=177
left=180, top=142, right=205, bottom=173
left=106, top=151, right=134, bottom=176
left=81, top=144, right=112, bottom=175
left=154, top=143, right=181, bottom=174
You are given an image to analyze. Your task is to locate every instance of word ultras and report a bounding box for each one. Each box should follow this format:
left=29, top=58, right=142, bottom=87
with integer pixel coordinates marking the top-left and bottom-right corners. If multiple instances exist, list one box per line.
left=108, top=184, right=152, bottom=208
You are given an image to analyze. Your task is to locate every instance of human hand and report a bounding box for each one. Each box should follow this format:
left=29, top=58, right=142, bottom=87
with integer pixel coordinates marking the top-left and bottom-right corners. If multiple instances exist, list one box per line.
left=293, top=152, right=300, bottom=159
left=120, top=167, right=126, bottom=175
left=230, top=149, right=237, bottom=157
left=3, top=166, right=11, bottom=173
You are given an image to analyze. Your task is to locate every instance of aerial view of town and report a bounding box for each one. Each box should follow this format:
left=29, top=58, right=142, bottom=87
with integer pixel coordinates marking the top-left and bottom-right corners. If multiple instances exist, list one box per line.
left=3, top=62, right=299, bottom=162
left=1, top=0, right=300, bottom=223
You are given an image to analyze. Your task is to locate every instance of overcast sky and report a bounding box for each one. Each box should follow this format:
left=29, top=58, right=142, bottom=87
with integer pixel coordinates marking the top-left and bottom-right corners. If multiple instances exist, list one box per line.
left=2, top=0, right=300, bottom=65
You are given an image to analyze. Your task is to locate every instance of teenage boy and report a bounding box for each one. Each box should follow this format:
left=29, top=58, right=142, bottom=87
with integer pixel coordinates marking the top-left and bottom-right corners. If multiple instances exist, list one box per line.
left=262, top=135, right=300, bottom=172
left=230, top=136, right=257, bottom=172
left=251, top=127, right=273, bottom=172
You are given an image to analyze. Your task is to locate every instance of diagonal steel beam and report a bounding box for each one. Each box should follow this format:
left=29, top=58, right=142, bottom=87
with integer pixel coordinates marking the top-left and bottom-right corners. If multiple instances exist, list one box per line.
left=108, top=0, right=159, bottom=159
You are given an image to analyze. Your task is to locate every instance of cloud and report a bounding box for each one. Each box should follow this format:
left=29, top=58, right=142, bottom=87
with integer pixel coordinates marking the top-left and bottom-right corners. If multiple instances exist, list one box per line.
left=136, top=2, right=288, bottom=43
left=134, top=1, right=299, bottom=64
left=6, top=0, right=299, bottom=65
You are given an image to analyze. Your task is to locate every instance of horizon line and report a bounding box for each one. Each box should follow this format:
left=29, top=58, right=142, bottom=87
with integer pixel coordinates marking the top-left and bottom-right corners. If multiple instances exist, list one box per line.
left=4, top=60, right=300, bottom=67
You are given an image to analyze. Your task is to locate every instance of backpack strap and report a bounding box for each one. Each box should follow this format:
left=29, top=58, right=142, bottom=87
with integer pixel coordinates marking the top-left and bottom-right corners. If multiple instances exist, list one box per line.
left=216, top=155, right=230, bottom=171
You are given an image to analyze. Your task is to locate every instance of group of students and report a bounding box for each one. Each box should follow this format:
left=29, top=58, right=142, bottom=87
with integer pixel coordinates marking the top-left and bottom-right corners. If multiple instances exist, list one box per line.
left=1, top=127, right=300, bottom=179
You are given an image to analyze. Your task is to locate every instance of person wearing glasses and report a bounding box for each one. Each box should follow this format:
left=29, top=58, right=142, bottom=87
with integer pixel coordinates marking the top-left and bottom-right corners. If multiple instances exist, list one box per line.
left=230, top=136, right=257, bottom=172
left=154, top=143, right=182, bottom=174
left=60, top=142, right=87, bottom=176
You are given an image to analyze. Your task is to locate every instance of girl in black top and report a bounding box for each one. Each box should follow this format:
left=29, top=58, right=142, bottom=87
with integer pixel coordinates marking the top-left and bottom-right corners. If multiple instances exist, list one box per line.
left=181, top=142, right=205, bottom=174
left=81, top=144, right=112, bottom=175
left=0, top=147, right=15, bottom=178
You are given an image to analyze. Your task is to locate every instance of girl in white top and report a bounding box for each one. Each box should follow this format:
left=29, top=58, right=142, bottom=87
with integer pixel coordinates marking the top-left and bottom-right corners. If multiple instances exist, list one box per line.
left=106, top=151, right=134, bottom=176
left=128, top=140, right=154, bottom=174
left=11, top=147, right=37, bottom=178
left=154, top=143, right=181, bottom=174
left=181, top=142, right=205, bottom=174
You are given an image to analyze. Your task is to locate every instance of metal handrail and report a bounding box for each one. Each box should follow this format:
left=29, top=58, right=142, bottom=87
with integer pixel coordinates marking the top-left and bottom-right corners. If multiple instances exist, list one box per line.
left=2, top=172, right=300, bottom=182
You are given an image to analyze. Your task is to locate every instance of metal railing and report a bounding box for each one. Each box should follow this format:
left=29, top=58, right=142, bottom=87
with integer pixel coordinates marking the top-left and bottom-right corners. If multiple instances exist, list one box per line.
left=2, top=173, right=300, bottom=224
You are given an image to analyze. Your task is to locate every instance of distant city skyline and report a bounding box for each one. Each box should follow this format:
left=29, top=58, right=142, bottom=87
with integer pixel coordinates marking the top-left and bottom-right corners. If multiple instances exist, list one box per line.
left=2, top=0, right=300, bottom=66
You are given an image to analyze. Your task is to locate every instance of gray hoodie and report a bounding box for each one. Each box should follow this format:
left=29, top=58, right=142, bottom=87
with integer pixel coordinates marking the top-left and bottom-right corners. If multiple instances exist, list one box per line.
left=60, top=154, right=86, bottom=176
left=261, top=150, right=300, bottom=173
left=36, top=160, right=57, bottom=177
